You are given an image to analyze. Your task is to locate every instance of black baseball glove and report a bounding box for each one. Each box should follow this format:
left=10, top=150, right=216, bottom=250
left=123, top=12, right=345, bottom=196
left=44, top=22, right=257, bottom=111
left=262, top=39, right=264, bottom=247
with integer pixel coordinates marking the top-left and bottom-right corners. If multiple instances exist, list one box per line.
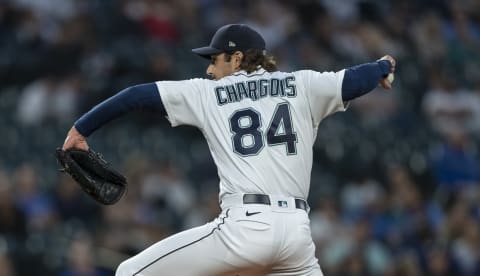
left=55, top=148, right=127, bottom=205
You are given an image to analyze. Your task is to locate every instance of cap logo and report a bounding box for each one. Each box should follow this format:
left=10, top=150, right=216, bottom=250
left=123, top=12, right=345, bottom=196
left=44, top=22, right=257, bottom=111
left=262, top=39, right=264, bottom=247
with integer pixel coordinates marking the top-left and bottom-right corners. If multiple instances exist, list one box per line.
left=228, top=41, right=236, bottom=47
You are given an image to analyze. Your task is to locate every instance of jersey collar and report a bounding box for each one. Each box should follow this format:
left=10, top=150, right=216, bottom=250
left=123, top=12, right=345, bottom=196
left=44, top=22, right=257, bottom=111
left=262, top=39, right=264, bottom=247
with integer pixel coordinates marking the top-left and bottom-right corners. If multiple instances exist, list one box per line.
left=232, top=67, right=267, bottom=77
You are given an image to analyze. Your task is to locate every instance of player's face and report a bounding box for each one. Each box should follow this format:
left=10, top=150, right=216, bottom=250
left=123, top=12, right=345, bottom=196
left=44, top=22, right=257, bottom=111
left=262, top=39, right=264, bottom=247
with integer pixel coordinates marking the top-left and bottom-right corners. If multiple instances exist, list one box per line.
left=207, top=52, right=242, bottom=80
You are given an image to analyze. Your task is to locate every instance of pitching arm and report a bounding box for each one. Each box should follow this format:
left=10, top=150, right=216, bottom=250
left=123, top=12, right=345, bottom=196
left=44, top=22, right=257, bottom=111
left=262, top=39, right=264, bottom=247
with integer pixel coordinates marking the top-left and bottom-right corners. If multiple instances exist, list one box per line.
left=342, top=57, right=394, bottom=101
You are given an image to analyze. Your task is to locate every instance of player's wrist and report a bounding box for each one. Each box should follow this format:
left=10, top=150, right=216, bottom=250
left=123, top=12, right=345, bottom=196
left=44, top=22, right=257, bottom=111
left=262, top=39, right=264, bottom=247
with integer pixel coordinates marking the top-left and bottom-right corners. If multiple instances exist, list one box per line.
left=73, top=122, right=89, bottom=137
left=377, top=60, right=391, bottom=77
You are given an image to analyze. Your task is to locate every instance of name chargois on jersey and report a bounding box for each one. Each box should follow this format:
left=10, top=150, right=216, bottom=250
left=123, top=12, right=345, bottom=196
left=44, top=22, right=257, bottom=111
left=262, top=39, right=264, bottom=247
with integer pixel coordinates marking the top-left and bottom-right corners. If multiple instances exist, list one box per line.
left=214, top=76, right=297, bottom=105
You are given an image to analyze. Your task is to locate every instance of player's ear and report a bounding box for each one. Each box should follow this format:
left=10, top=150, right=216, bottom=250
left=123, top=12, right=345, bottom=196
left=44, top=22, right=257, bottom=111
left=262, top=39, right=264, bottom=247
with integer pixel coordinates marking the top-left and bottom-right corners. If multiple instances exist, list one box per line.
left=233, top=51, right=243, bottom=69
left=234, top=51, right=243, bottom=60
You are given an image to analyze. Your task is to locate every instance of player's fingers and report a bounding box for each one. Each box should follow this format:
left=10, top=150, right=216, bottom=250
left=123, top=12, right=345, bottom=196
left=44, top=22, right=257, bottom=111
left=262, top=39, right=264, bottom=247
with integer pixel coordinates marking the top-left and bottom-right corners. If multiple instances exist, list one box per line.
left=386, top=55, right=395, bottom=66
left=379, top=55, right=396, bottom=72
left=380, top=78, right=392, bottom=90
left=63, top=126, right=89, bottom=150
left=62, top=135, right=76, bottom=150
left=390, top=59, right=396, bottom=72
left=63, top=139, right=89, bottom=151
left=63, top=135, right=70, bottom=147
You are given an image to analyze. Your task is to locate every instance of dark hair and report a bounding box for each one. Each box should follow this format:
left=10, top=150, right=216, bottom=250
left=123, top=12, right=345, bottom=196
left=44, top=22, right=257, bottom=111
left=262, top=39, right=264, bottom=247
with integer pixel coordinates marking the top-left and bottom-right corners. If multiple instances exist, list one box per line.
left=225, top=49, right=278, bottom=73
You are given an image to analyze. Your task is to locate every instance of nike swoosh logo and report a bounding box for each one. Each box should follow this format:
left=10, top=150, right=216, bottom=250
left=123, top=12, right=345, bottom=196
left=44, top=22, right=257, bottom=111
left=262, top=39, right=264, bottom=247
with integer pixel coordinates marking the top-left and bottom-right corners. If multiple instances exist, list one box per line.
left=245, top=211, right=261, bottom=217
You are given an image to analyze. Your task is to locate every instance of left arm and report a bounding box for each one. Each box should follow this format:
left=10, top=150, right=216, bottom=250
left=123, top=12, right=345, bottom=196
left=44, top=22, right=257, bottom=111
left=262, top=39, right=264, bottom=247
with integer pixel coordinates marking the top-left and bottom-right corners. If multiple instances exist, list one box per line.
left=62, top=82, right=165, bottom=150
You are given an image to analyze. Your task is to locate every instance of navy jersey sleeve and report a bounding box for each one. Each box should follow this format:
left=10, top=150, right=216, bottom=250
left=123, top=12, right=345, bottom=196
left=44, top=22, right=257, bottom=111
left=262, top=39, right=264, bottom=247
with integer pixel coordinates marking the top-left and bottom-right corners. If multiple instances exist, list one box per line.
left=75, top=83, right=165, bottom=137
left=342, top=60, right=391, bottom=101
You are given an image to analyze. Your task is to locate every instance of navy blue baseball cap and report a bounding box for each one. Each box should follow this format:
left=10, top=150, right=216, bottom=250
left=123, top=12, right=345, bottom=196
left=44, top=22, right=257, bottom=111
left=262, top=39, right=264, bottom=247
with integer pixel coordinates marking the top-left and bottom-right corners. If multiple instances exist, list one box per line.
left=192, top=24, right=266, bottom=59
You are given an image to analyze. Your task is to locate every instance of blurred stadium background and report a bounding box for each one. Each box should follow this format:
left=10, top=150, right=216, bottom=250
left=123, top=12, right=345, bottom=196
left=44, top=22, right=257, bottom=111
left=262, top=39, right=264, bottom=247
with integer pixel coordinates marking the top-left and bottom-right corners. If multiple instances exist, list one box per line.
left=1, top=0, right=480, bottom=275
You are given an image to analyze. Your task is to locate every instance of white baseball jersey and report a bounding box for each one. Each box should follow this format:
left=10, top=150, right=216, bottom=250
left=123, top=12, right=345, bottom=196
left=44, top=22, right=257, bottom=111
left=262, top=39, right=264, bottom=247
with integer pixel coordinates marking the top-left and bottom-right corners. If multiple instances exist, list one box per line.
left=116, top=68, right=346, bottom=276
left=156, top=68, right=346, bottom=200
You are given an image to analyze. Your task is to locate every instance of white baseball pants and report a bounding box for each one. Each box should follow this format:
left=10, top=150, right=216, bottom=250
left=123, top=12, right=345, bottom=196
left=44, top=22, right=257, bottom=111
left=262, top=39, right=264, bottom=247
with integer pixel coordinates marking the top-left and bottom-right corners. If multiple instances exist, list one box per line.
left=116, top=194, right=323, bottom=276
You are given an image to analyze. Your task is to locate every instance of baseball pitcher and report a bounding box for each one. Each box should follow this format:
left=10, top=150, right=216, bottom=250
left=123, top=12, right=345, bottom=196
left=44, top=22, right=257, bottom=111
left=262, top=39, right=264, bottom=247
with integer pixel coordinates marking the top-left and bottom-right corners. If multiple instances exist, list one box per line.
left=61, top=24, right=396, bottom=275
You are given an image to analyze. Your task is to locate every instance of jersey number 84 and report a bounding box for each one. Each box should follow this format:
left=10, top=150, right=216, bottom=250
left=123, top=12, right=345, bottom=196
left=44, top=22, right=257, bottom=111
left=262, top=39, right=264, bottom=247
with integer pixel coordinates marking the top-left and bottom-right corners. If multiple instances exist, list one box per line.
left=229, top=102, right=298, bottom=156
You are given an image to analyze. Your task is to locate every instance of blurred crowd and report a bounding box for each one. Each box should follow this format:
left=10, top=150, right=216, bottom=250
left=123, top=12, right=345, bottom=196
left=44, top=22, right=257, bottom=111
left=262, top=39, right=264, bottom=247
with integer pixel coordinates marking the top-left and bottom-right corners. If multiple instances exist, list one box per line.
left=1, top=0, right=480, bottom=275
